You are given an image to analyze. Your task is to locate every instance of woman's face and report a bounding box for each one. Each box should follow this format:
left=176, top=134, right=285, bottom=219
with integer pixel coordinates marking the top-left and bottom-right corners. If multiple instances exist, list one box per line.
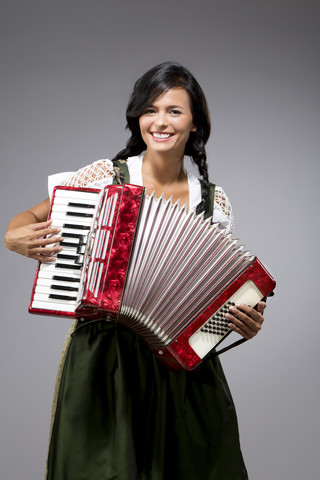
left=139, top=88, right=196, bottom=158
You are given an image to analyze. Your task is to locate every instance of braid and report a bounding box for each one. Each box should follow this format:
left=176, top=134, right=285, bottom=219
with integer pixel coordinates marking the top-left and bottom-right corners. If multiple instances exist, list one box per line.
left=186, top=132, right=210, bottom=215
left=194, top=155, right=210, bottom=215
left=112, top=128, right=145, bottom=162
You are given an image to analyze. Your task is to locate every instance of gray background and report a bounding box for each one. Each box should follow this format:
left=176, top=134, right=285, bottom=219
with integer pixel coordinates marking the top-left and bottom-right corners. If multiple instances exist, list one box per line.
left=1, top=0, right=319, bottom=478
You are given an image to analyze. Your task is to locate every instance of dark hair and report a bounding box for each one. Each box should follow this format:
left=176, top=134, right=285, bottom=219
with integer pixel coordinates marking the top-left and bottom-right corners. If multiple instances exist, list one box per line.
left=113, top=62, right=211, bottom=214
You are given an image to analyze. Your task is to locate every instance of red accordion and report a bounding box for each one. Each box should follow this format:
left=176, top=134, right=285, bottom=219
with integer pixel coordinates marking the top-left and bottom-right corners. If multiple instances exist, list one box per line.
left=29, top=184, right=276, bottom=370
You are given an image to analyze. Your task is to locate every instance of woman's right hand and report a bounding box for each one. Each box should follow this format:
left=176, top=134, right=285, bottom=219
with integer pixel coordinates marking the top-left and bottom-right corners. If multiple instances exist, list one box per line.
left=5, top=219, right=63, bottom=263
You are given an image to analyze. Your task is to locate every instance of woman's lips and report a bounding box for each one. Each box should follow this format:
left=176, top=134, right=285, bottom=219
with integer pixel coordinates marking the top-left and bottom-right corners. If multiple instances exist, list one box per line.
left=150, top=132, right=174, bottom=142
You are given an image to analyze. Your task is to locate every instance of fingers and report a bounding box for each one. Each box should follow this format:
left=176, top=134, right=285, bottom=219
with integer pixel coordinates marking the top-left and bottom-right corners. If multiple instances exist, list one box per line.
left=226, top=303, right=265, bottom=340
left=256, top=301, right=267, bottom=315
left=27, top=220, right=63, bottom=248
left=32, top=218, right=52, bottom=229
left=27, top=221, right=64, bottom=262
left=6, top=219, right=65, bottom=263
left=30, top=244, right=63, bottom=256
left=28, top=243, right=63, bottom=263
left=33, top=227, right=63, bottom=241
left=28, top=253, right=57, bottom=263
left=31, top=235, right=64, bottom=248
left=29, top=219, right=61, bottom=238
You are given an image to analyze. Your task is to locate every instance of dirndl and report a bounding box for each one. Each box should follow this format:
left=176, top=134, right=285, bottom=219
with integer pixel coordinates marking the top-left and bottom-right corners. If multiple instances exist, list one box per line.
left=46, top=319, right=248, bottom=480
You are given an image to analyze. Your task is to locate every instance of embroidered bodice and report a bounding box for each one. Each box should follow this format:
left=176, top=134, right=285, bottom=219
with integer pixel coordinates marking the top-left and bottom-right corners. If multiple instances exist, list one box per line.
left=48, top=156, right=234, bottom=233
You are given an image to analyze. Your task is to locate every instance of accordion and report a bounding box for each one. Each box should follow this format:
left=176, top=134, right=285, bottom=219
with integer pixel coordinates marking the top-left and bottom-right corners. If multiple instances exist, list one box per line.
left=29, top=184, right=276, bottom=370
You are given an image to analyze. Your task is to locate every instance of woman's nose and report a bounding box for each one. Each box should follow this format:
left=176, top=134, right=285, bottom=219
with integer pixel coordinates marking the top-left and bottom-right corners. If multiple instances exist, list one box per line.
left=154, top=112, right=167, bottom=128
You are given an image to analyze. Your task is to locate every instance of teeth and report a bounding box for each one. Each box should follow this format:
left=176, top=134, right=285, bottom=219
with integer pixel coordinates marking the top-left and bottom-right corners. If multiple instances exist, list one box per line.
left=152, top=133, right=171, bottom=139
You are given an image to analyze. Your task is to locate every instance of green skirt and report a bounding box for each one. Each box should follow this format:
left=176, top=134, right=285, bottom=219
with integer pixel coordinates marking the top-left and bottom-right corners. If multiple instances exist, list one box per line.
left=46, top=320, right=248, bottom=480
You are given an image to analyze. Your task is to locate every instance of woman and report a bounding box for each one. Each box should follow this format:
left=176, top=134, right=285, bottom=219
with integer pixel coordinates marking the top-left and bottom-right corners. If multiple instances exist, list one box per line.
left=6, top=62, right=266, bottom=479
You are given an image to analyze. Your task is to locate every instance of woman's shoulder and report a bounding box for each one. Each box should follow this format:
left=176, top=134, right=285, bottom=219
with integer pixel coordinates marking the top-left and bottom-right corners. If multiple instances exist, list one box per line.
left=187, top=170, right=234, bottom=234
left=213, top=185, right=234, bottom=234
left=64, top=159, right=114, bottom=187
left=48, top=159, right=115, bottom=197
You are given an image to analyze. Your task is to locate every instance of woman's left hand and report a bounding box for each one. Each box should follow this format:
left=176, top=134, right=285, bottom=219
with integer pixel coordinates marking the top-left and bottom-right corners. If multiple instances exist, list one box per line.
left=225, top=301, right=267, bottom=340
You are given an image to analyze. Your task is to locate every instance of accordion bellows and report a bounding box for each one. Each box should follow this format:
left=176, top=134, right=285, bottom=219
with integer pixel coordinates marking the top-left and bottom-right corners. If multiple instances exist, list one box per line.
left=29, top=184, right=276, bottom=370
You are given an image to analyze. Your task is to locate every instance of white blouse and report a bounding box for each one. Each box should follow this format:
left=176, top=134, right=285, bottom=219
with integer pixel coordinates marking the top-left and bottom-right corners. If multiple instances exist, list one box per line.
left=48, top=155, right=234, bottom=233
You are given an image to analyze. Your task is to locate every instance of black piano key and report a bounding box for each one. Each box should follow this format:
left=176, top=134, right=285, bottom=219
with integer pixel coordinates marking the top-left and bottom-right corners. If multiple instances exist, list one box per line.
left=68, top=202, right=95, bottom=209
left=50, top=285, right=79, bottom=292
left=57, top=253, right=79, bottom=260
left=52, top=275, right=80, bottom=282
left=55, top=263, right=82, bottom=270
left=63, top=223, right=91, bottom=230
left=49, top=293, right=77, bottom=301
left=66, top=211, right=93, bottom=218
left=61, top=233, right=85, bottom=240
left=60, top=241, right=80, bottom=247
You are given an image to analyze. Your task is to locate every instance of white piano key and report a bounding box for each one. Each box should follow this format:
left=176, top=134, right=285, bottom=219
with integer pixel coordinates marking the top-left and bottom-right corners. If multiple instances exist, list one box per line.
left=33, top=292, right=78, bottom=304
left=58, top=244, right=85, bottom=254
left=54, top=255, right=83, bottom=266
left=38, top=269, right=81, bottom=281
left=50, top=212, right=93, bottom=226
left=60, top=237, right=85, bottom=246
left=54, top=189, right=100, bottom=201
left=39, top=262, right=83, bottom=277
left=51, top=205, right=96, bottom=216
left=36, top=277, right=80, bottom=289
left=52, top=197, right=97, bottom=206
left=53, top=222, right=91, bottom=236
left=31, top=299, right=78, bottom=313
left=35, top=284, right=79, bottom=294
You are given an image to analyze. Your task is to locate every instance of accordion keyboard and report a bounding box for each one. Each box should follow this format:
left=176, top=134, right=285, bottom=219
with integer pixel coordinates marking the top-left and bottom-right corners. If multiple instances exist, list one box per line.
left=30, top=189, right=100, bottom=313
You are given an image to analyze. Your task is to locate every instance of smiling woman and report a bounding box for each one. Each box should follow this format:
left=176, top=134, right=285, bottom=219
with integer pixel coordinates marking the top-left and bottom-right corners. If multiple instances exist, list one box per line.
left=114, top=62, right=212, bottom=215
left=139, top=88, right=196, bottom=154
left=138, top=88, right=197, bottom=204
left=5, top=61, right=266, bottom=480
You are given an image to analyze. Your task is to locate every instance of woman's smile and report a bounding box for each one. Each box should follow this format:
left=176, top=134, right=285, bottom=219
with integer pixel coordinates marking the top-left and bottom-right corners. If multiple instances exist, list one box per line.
left=150, top=132, right=174, bottom=141
left=139, top=88, right=196, bottom=156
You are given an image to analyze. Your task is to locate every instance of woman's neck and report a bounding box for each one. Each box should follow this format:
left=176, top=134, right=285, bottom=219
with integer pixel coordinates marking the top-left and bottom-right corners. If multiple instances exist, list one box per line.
left=142, top=151, right=187, bottom=186
left=141, top=151, right=189, bottom=207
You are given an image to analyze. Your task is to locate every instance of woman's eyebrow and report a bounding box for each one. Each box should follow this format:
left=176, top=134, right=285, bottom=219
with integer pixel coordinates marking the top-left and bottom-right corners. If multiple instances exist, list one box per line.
left=145, top=103, right=185, bottom=110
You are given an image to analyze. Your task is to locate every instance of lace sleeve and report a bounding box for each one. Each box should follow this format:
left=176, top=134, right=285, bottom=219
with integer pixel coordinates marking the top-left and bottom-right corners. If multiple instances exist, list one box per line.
left=213, top=186, right=234, bottom=234
left=63, top=159, right=115, bottom=188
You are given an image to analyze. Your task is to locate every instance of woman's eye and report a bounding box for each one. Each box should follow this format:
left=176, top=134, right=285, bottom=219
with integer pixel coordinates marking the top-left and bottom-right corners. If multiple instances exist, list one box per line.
left=144, top=109, right=156, bottom=115
left=170, top=110, right=182, bottom=115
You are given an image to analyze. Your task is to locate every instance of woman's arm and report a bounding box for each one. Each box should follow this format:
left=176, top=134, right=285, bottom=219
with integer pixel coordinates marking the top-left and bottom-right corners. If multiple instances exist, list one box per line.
left=5, top=197, right=63, bottom=262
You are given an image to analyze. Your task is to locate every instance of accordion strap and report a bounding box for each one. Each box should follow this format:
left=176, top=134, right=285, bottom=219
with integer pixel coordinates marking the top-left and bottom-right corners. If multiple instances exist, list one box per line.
left=112, top=159, right=130, bottom=185
left=211, top=338, right=247, bottom=357
left=112, top=159, right=216, bottom=220
left=212, top=294, right=271, bottom=357
left=200, top=180, right=215, bottom=221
